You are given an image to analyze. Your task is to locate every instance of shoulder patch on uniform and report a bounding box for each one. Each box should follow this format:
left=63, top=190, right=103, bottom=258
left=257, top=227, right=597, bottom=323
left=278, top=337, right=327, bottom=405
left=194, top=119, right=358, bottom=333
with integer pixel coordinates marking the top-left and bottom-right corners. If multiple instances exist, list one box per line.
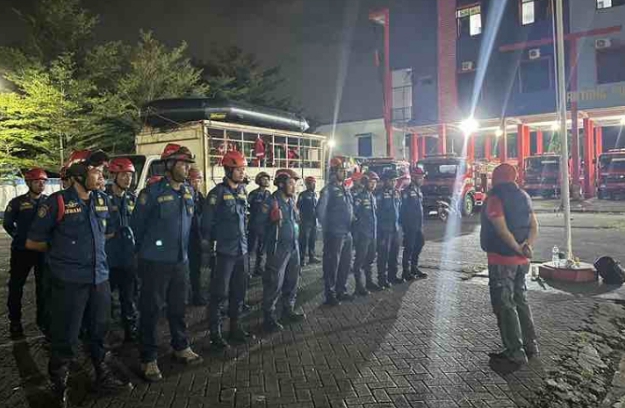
left=139, top=192, right=148, bottom=205
left=37, top=204, right=48, bottom=218
left=209, top=195, right=217, bottom=205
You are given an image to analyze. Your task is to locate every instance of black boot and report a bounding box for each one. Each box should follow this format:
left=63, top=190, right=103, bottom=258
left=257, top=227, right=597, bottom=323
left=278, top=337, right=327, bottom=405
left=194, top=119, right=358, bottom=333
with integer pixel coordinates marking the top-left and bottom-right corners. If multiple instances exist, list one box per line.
left=282, top=307, right=306, bottom=323
left=402, top=270, right=416, bottom=281
left=412, top=268, right=428, bottom=279
left=10, top=321, right=24, bottom=339
left=366, top=281, right=383, bottom=292
left=210, top=326, right=229, bottom=349
left=94, top=359, right=132, bottom=393
left=228, top=320, right=252, bottom=344
left=50, top=367, right=69, bottom=408
left=263, top=317, right=284, bottom=333
left=308, top=256, right=320, bottom=264
left=124, top=324, right=138, bottom=343
left=355, top=286, right=370, bottom=297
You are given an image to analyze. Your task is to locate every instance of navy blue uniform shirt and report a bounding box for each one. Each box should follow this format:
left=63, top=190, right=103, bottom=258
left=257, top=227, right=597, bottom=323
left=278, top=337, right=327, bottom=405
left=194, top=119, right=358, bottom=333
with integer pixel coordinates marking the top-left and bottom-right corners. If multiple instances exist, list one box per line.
left=201, top=181, right=248, bottom=256
left=3, top=192, right=47, bottom=250
left=28, top=186, right=113, bottom=284
left=316, top=182, right=353, bottom=235
left=248, top=188, right=271, bottom=233
left=262, top=192, right=300, bottom=253
left=296, top=189, right=317, bottom=225
left=400, top=183, right=424, bottom=231
left=352, top=190, right=377, bottom=238
left=376, top=187, right=401, bottom=233
left=131, top=177, right=195, bottom=264
left=105, top=185, right=137, bottom=269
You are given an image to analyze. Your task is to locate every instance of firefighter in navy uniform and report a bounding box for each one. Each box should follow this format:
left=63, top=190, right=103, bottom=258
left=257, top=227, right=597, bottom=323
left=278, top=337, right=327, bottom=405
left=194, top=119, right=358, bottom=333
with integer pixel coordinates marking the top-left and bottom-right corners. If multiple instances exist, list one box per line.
left=131, top=143, right=203, bottom=383
left=248, top=172, right=271, bottom=276
left=202, top=150, right=252, bottom=348
left=297, top=176, right=319, bottom=267
left=352, top=171, right=381, bottom=295
left=376, top=169, right=403, bottom=288
left=188, top=168, right=207, bottom=306
left=3, top=168, right=49, bottom=338
left=261, top=169, right=306, bottom=332
left=316, top=157, right=354, bottom=306
left=105, top=157, right=139, bottom=342
left=400, top=166, right=428, bottom=280
left=26, top=150, right=130, bottom=407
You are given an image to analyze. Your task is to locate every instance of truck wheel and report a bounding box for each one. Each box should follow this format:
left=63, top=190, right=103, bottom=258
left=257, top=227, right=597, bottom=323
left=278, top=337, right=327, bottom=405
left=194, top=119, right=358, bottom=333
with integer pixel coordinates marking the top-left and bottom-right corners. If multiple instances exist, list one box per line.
left=461, top=194, right=474, bottom=217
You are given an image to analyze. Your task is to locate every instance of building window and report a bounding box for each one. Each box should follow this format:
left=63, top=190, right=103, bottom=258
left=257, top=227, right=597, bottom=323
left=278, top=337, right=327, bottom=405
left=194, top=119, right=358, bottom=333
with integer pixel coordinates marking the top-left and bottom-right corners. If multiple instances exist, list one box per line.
left=597, top=47, right=625, bottom=84
left=392, top=68, right=412, bottom=123
left=521, top=0, right=535, bottom=25
left=597, top=0, right=625, bottom=9
left=519, top=57, right=552, bottom=93
left=357, top=133, right=373, bottom=157
left=457, top=5, right=482, bottom=37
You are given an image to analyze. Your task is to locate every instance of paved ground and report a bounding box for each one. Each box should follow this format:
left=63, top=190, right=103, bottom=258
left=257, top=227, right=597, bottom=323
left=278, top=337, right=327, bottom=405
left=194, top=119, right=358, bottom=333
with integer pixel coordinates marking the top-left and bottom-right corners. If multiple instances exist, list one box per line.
left=1, top=213, right=624, bottom=408
left=532, top=197, right=625, bottom=214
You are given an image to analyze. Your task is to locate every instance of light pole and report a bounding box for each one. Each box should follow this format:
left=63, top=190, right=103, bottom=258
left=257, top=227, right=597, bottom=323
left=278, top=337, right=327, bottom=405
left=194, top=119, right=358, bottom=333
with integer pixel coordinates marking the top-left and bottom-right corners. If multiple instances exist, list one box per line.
left=555, top=0, right=573, bottom=260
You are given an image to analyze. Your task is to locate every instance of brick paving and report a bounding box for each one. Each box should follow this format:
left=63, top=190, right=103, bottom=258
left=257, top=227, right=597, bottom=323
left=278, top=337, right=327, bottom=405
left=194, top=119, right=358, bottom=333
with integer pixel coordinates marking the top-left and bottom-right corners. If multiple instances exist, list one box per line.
left=0, top=214, right=622, bottom=408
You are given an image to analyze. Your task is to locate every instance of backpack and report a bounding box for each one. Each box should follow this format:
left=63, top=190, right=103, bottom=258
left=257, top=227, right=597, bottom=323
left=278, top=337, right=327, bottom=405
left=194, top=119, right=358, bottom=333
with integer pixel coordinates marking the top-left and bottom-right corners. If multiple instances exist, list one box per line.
left=594, top=256, right=625, bottom=285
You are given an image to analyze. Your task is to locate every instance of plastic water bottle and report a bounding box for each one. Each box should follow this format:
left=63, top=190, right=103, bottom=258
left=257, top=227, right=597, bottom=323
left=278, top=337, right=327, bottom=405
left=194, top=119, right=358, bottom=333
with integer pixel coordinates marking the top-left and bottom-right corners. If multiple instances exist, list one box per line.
left=552, top=246, right=559, bottom=267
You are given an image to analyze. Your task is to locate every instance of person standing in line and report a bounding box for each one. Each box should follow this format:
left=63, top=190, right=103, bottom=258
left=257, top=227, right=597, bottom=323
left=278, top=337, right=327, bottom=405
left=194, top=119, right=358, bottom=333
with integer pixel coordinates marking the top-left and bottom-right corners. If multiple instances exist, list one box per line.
left=352, top=171, right=381, bottom=295
left=4, top=168, right=49, bottom=339
left=202, top=151, right=252, bottom=349
left=188, top=167, right=207, bottom=306
left=297, top=176, right=319, bottom=267
left=248, top=172, right=271, bottom=276
left=400, top=166, right=428, bottom=280
left=131, top=143, right=203, bottom=382
left=480, top=163, right=539, bottom=366
left=27, top=150, right=131, bottom=407
left=261, top=169, right=305, bottom=332
left=316, top=157, right=354, bottom=305
left=376, top=169, right=403, bottom=288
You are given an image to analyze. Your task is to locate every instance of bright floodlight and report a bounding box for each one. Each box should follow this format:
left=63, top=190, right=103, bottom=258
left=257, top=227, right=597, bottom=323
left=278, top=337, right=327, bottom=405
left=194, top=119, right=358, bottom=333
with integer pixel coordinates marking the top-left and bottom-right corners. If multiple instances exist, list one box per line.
left=495, top=128, right=503, bottom=137
left=460, top=117, right=479, bottom=136
left=620, top=117, right=625, bottom=126
left=327, top=139, right=336, bottom=148
left=551, top=122, right=559, bottom=131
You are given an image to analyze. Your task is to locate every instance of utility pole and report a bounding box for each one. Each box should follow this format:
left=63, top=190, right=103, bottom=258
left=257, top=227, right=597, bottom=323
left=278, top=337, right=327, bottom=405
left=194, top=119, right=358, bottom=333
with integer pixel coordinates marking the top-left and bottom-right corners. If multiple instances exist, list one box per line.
left=555, top=0, right=573, bottom=259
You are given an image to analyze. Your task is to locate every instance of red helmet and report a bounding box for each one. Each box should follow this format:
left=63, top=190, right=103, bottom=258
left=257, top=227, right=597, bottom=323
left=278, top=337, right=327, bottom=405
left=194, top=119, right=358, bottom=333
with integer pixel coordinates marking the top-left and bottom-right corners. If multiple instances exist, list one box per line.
left=255, top=171, right=270, bottom=185
left=305, top=176, right=316, bottom=183
left=108, top=157, right=136, bottom=173
left=330, top=157, right=346, bottom=169
left=24, top=168, right=48, bottom=181
left=188, top=167, right=204, bottom=181
left=274, top=168, right=300, bottom=186
left=222, top=150, right=247, bottom=168
left=410, top=166, right=425, bottom=177
left=161, top=143, right=195, bottom=163
left=351, top=171, right=364, bottom=182
left=65, top=149, right=109, bottom=177
left=363, top=171, right=380, bottom=182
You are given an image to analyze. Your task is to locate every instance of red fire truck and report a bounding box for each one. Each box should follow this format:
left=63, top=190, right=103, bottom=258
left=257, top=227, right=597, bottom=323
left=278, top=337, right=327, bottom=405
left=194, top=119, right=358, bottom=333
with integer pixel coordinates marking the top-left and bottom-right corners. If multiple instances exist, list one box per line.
left=359, top=157, right=411, bottom=191
left=597, top=149, right=625, bottom=200
left=523, top=154, right=561, bottom=198
left=416, top=154, right=490, bottom=216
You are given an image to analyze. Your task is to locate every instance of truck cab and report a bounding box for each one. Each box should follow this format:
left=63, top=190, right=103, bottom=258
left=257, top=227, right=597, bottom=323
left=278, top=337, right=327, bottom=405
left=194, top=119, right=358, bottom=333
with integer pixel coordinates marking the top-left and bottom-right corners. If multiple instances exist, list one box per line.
left=523, top=154, right=561, bottom=198
left=416, top=154, right=489, bottom=216
left=597, top=149, right=625, bottom=200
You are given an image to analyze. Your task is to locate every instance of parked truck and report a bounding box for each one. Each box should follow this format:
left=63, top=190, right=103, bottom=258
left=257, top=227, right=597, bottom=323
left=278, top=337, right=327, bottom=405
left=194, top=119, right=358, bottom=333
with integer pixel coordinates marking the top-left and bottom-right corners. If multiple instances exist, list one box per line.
left=416, top=154, right=491, bottom=216
left=597, top=149, right=625, bottom=200
left=523, top=154, right=561, bottom=198
left=112, top=99, right=327, bottom=194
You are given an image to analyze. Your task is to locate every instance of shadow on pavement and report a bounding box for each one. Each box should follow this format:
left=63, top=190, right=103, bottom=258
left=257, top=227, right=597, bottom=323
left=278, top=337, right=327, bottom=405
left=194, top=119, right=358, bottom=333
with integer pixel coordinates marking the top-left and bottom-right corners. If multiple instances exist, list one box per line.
left=11, top=340, right=48, bottom=407
left=541, top=278, right=621, bottom=297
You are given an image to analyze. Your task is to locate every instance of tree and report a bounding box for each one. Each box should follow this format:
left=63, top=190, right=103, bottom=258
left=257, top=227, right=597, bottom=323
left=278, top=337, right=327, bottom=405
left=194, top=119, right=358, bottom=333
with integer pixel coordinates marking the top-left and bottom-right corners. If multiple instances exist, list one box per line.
left=198, top=46, right=297, bottom=112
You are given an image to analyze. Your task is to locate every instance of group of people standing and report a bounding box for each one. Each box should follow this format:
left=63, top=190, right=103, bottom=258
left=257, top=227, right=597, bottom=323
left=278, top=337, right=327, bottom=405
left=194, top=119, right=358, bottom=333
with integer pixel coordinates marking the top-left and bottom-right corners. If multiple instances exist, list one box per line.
left=3, top=143, right=431, bottom=407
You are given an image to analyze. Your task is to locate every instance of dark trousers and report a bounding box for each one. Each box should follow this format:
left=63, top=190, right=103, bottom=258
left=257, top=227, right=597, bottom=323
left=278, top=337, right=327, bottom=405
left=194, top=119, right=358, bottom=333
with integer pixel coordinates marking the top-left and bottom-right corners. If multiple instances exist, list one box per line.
left=248, top=229, right=265, bottom=274
left=402, top=229, right=425, bottom=274
left=322, top=232, right=352, bottom=299
left=299, top=222, right=317, bottom=259
left=138, top=260, right=189, bottom=363
left=353, top=232, right=376, bottom=289
left=209, top=253, right=249, bottom=332
left=188, top=241, right=205, bottom=302
left=263, top=246, right=300, bottom=319
left=109, top=266, right=138, bottom=328
left=48, top=278, right=110, bottom=378
left=377, top=230, right=400, bottom=283
left=7, top=249, right=47, bottom=330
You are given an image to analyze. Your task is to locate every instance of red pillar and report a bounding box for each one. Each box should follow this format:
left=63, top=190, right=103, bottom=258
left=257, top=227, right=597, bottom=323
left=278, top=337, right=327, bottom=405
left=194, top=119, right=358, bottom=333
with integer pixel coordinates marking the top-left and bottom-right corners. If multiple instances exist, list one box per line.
left=485, top=135, right=492, bottom=161
left=420, top=136, right=426, bottom=158
left=535, top=131, right=543, bottom=154
left=569, top=38, right=581, bottom=195
left=499, top=131, right=508, bottom=163
left=517, top=124, right=529, bottom=184
left=467, top=135, right=475, bottom=161
left=583, top=118, right=595, bottom=198
left=438, top=124, right=447, bottom=154
left=410, top=133, right=419, bottom=164
left=596, top=126, right=603, bottom=156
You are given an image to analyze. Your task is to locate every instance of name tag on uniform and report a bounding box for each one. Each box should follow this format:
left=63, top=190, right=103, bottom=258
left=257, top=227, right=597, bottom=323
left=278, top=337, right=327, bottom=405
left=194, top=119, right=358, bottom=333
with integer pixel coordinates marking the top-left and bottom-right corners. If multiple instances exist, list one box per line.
left=157, top=195, right=175, bottom=203
left=65, top=201, right=81, bottom=214
left=410, top=192, right=417, bottom=197
left=95, top=206, right=108, bottom=212
left=363, top=199, right=370, bottom=204
left=184, top=193, right=193, bottom=200
left=223, top=194, right=235, bottom=200
left=20, top=202, right=34, bottom=210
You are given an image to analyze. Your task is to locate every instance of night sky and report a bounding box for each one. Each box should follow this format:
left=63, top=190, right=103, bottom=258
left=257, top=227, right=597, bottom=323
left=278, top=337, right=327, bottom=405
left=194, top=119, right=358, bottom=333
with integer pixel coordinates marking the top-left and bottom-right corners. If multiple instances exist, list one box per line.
left=0, top=0, right=388, bottom=126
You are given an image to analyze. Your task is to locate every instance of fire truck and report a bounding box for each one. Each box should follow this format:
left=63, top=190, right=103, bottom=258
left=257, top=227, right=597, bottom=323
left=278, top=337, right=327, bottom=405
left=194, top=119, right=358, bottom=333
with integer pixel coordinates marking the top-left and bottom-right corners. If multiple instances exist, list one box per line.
left=597, top=149, right=625, bottom=200
left=112, top=99, right=327, bottom=194
left=523, top=154, right=561, bottom=198
left=416, top=154, right=491, bottom=216
left=359, top=157, right=411, bottom=191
